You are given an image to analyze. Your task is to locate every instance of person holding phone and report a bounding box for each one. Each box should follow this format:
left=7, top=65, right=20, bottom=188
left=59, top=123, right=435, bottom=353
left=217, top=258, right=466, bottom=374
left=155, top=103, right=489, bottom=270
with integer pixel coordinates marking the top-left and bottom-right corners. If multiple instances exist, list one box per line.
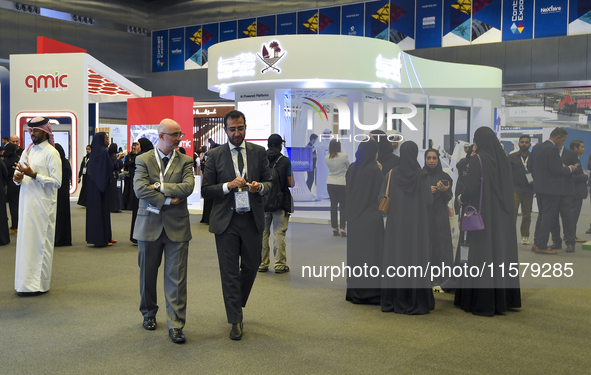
left=424, top=149, right=454, bottom=285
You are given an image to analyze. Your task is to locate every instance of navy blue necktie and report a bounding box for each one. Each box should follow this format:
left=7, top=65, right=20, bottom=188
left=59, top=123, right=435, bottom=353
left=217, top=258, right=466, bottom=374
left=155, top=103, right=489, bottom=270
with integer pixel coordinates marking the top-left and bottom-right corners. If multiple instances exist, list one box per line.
left=162, top=156, right=169, bottom=168
left=236, top=147, right=244, bottom=174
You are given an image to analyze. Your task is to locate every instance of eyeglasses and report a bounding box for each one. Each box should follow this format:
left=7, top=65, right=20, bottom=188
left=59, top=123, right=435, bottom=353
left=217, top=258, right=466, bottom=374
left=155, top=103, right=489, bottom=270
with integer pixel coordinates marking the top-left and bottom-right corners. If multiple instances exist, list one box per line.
left=161, top=132, right=185, bottom=139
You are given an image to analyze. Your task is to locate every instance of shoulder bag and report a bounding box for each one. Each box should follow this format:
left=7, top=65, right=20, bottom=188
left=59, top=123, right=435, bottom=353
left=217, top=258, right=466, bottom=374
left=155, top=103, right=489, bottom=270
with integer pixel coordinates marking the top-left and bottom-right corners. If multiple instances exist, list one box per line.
left=378, top=170, right=392, bottom=214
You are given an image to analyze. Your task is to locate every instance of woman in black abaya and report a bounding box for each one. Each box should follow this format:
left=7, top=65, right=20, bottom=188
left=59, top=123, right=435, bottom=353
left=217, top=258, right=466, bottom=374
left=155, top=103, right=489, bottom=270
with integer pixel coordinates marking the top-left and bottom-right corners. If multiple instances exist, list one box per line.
left=86, top=132, right=115, bottom=247
left=423, top=149, right=454, bottom=285
left=454, top=144, right=474, bottom=214
left=454, top=126, right=521, bottom=316
left=0, top=159, right=10, bottom=245
left=381, top=141, right=435, bottom=315
left=107, top=143, right=124, bottom=213
left=345, top=140, right=384, bottom=304
left=370, top=129, right=400, bottom=176
left=129, top=138, right=154, bottom=244
left=54, top=143, right=72, bottom=247
left=77, top=145, right=91, bottom=207
left=3, top=143, right=20, bottom=234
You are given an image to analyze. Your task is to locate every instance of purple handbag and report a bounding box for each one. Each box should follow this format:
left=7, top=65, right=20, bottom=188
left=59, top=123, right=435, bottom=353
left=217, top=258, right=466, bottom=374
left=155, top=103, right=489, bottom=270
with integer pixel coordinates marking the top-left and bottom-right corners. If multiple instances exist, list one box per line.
left=461, top=154, right=485, bottom=231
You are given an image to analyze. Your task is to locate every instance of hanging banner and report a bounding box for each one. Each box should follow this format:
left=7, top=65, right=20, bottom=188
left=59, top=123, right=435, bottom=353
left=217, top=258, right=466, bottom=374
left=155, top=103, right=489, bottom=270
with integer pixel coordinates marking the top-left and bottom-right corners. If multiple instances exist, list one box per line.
left=201, top=23, right=218, bottom=69
left=220, top=20, right=237, bottom=42
left=341, top=3, right=364, bottom=36
left=152, top=30, right=168, bottom=72
left=535, top=0, right=568, bottom=38
left=443, top=0, right=471, bottom=46
left=319, top=6, right=341, bottom=34
left=185, top=25, right=202, bottom=70
left=416, top=0, right=443, bottom=48
left=239, top=18, right=257, bottom=38
left=169, top=28, right=184, bottom=71
left=277, top=12, right=297, bottom=35
left=502, top=0, right=534, bottom=41
left=471, top=0, right=502, bottom=44
left=257, top=15, right=276, bottom=36
left=298, top=9, right=319, bottom=34
left=569, top=0, right=591, bottom=35
left=390, top=0, right=416, bottom=49
left=365, top=0, right=389, bottom=40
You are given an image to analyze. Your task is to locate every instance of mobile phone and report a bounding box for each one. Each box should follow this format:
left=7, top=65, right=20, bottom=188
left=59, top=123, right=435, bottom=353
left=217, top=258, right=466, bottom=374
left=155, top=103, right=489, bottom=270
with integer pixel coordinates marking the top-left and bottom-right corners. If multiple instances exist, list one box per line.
left=441, top=179, right=449, bottom=187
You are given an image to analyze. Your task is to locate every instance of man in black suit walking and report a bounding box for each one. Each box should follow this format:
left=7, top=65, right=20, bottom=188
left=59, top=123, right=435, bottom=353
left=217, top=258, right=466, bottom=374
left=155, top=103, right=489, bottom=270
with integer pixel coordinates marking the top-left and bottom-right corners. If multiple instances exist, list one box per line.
left=568, top=140, right=588, bottom=242
left=530, top=127, right=577, bottom=254
left=201, top=110, right=272, bottom=340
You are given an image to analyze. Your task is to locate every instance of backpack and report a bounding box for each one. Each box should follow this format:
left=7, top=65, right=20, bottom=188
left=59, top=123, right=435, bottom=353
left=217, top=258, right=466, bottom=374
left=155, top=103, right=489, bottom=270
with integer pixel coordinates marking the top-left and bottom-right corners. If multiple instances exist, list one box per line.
left=264, top=155, right=285, bottom=212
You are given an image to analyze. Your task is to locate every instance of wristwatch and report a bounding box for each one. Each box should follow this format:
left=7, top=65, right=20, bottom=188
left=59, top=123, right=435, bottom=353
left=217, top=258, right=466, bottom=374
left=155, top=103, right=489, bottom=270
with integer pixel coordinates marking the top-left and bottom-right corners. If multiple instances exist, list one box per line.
left=153, top=182, right=161, bottom=191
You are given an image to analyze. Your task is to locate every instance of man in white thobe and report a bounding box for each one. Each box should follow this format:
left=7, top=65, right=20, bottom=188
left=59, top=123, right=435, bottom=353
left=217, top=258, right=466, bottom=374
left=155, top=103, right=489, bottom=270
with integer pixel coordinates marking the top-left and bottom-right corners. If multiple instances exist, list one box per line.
left=14, top=117, right=62, bottom=296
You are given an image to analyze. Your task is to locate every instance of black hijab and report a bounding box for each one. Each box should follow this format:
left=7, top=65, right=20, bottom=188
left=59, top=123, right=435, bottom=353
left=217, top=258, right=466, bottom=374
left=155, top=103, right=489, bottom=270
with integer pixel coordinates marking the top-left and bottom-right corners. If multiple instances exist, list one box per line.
left=3, top=143, right=16, bottom=159
left=473, top=126, right=513, bottom=213
left=87, top=132, right=111, bottom=193
left=372, top=129, right=396, bottom=165
left=346, top=140, right=382, bottom=221
left=137, top=138, right=154, bottom=155
left=108, top=143, right=118, bottom=163
left=423, top=148, right=448, bottom=186
left=392, top=141, right=427, bottom=194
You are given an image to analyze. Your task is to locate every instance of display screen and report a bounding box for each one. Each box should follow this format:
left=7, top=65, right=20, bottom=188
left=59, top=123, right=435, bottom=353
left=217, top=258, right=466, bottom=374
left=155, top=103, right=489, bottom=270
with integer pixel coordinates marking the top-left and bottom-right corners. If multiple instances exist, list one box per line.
left=23, top=130, right=70, bottom=160
left=287, top=147, right=313, bottom=172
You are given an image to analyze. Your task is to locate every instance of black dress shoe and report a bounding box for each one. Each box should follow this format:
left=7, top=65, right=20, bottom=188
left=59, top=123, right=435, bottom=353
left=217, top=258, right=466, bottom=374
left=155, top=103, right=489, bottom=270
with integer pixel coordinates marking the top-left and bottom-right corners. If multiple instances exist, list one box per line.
left=229, top=323, right=243, bottom=340
left=143, top=317, right=157, bottom=330
left=169, top=328, right=186, bottom=344
left=566, top=244, right=576, bottom=253
left=16, top=291, right=47, bottom=297
left=549, top=243, right=562, bottom=250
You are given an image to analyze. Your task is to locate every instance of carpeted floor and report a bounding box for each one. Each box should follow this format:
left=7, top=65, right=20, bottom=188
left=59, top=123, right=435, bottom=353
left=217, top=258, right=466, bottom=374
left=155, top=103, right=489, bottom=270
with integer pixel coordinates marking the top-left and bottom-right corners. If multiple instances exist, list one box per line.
left=0, top=203, right=590, bottom=374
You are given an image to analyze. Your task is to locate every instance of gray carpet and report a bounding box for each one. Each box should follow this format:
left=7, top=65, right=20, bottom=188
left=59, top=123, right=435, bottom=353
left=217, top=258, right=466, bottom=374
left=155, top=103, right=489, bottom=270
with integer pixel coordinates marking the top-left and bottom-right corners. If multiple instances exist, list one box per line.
left=1, top=203, right=590, bottom=374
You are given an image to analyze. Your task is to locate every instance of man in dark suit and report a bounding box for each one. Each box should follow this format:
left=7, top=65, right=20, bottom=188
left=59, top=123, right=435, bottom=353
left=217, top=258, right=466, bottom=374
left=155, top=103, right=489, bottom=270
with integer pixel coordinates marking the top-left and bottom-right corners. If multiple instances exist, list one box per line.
left=508, top=135, right=534, bottom=245
left=530, top=127, right=576, bottom=254
left=568, top=140, right=588, bottom=242
left=549, top=145, right=579, bottom=252
left=134, top=118, right=195, bottom=344
left=201, top=110, right=272, bottom=340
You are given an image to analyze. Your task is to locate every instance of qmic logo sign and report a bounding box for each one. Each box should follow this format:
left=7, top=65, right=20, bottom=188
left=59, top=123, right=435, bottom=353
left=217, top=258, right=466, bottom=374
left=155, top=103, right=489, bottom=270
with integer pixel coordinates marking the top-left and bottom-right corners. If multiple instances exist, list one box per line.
left=304, top=98, right=417, bottom=135
left=25, top=72, right=68, bottom=93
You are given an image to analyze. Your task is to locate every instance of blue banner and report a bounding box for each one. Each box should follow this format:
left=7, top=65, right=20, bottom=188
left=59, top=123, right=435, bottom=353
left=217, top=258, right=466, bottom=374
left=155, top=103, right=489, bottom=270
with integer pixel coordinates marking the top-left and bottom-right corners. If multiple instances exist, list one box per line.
left=443, top=0, right=471, bottom=43
left=390, top=0, right=415, bottom=42
left=220, top=20, right=237, bottom=42
left=202, top=23, right=218, bottom=68
left=257, top=15, right=276, bottom=36
left=169, top=28, right=184, bottom=71
left=472, top=0, right=502, bottom=43
left=298, top=9, right=318, bottom=34
left=319, top=6, right=341, bottom=34
left=152, top=30, right=168, bottom=72
left=277, top=12, right=296, bottom=35
left=502, top=0, right=534, bottom=41
left=416, top=0, right=443, bottom=48
left=238, top=18, right=256, bottom=38
left=185, top=26, right=202, bottom=69
left=365, top=0, right=389, bottom=39
left=341, top=3, right=364, bottom=36
left=535, top=0, right=568, bottom=37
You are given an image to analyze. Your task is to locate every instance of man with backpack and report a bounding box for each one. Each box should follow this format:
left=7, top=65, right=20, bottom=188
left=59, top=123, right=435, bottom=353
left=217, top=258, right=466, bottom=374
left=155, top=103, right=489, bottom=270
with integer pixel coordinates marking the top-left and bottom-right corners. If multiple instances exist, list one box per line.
left=259, top=134, right=294, bottom=274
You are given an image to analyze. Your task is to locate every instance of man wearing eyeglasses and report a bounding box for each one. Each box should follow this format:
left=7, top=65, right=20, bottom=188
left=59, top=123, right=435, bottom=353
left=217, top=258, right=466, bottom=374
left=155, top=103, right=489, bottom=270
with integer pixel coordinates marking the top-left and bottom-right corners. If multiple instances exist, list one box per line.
left=133, top=118, right=195, bottom=344
left=202, top=110, right=273, bottom=340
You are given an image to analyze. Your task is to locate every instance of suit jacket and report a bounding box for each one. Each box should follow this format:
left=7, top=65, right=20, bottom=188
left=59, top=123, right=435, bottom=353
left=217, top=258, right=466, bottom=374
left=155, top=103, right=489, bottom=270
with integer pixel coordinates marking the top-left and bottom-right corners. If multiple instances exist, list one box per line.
left=568, top=151, right=588, bottom=199
left=508, top=151, right=534, bottom=196
left=558, top=148, right=579, bottom=197
left=530, top=140, right=572, bottom=196
left=133, top=149, right=195, bottom=242
left=201, top=142, right=272, bottom=235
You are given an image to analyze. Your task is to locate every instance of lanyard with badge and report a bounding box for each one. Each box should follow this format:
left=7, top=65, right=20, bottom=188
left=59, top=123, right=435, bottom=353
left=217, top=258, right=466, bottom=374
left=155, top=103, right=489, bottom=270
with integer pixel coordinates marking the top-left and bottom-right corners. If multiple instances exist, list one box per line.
left=146, top=149, right=175, bottom=215
left=234, top=147, right=250, bottom=213
left=521, top=154, right=533, bottom=184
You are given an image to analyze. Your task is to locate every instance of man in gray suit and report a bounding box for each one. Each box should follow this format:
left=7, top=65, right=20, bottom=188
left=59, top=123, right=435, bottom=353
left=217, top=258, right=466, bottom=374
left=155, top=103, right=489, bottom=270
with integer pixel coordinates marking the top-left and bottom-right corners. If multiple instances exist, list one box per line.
left=202, top=110, right=272, bottom=340
left=133, top=118, right=195, bottom=344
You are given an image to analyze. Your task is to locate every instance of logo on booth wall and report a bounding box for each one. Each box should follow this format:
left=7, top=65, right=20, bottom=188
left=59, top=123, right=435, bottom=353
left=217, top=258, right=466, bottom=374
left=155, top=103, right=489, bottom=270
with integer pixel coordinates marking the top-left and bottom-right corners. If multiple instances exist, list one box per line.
left=558, top=94, right=575, bottom=109
left=257, top=41, right=286, bottom=74
left=25, top=72, right=68, bottom=93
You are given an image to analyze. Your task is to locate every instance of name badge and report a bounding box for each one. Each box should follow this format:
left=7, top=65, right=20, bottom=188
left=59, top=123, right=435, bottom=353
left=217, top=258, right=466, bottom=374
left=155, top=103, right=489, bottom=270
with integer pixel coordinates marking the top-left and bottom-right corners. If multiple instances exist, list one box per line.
left=525, top=172, right=533, bottom=184
left=146, top=204, right=161, bottom=215
left=116, top=180, right=121, bottom=188
left=82, top=167, right=87, bottom=175
left=460, top=246, right=469, bottom=264
left=235, top=189, right=251, bottom=212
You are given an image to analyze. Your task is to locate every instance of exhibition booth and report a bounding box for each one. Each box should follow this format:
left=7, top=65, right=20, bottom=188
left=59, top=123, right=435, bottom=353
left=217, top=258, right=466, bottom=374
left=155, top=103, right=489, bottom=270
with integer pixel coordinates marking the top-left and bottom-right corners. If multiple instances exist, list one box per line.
left=9, top=38, right=151, bottom=194
left=207, top=35, right=502, bottom=202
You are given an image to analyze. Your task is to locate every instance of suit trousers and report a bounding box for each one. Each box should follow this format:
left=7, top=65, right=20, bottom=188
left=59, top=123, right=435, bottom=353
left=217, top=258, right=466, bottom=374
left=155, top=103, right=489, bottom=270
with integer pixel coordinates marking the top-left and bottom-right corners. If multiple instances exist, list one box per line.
left=514, top=192, right=533, bottom=237
left=571, top=197, right=583, bottom=236
left=533, top=193, right=561, bottom=250
left=215, top=211, right=262, bottom=324
left=550, top=196, right=576, bottom=246
left=327, top=184, right=347, bottom=230
left=138, top=229, right=189, bottom=330
left=261, top=210, right=289, bottom=270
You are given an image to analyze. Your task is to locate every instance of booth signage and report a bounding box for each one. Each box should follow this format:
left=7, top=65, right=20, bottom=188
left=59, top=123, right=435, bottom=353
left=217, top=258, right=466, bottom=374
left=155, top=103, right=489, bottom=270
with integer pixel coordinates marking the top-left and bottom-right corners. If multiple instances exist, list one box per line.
left=375, top=54, right=402, bottom=83
left=25, top=72, right=68, bottom=93
left=257, top=41, right=286, bottom=74
left=217, top=53, right=256, bottom=79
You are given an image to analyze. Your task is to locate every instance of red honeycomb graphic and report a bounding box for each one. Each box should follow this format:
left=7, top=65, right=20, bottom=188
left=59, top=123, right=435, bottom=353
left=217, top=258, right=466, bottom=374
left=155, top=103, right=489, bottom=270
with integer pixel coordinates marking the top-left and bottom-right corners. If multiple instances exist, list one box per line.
left=88, top=69, right=132, bottom=96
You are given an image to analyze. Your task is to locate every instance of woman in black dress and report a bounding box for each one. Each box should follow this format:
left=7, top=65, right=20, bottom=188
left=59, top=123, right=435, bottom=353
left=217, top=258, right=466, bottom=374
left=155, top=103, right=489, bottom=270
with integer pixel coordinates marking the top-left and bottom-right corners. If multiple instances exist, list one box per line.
left=86, top=132, right=115, bottom=247
left=423, top=149, right=454, bottom=285
left=345, top=140, right=383, bottom=304
left=454, top=127, right=521, bottom=316
left=3, top=143, right=20, bottom=234
left=77, top=145, right=91, bottom=207
left=54, top=143, right=72, bottom=246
